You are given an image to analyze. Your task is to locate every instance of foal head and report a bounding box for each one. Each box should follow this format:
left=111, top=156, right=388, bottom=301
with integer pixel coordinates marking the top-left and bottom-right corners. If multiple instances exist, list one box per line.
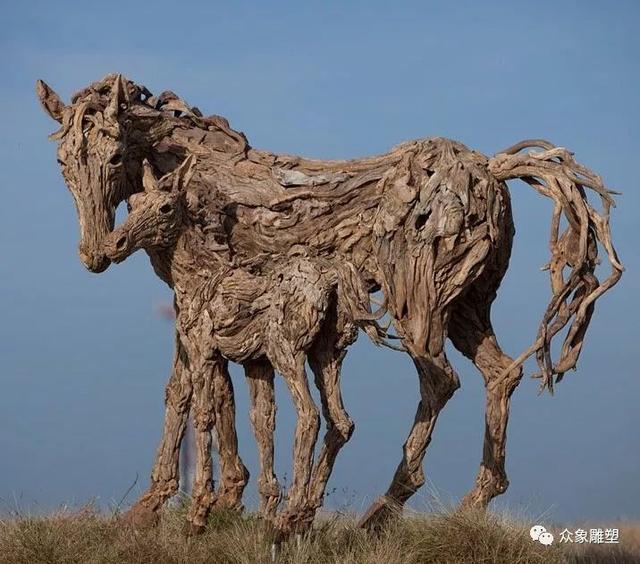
left=104, top=157, right=194, bottom=263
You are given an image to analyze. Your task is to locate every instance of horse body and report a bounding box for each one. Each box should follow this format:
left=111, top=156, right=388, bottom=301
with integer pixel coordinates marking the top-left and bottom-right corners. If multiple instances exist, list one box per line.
left=38, top=74, right=622, bottom=536
left=162, top=135, right=520, bottom=526
left=113, top=123, right=518, bottom=530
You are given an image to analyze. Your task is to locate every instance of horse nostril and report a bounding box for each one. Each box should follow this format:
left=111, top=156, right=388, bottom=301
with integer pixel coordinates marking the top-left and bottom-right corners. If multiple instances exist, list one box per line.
left=116, top=236, right=127, bottom=250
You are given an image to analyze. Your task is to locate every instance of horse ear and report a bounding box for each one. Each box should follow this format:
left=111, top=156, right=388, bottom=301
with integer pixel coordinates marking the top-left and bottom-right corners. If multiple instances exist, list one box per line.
left=36, top=80, right=66, bottom=123
left=106, top=74, right=129, bottom=121
left=142, top=159, right=160, bottom=192
left=172, top=155, right=197, bottom=192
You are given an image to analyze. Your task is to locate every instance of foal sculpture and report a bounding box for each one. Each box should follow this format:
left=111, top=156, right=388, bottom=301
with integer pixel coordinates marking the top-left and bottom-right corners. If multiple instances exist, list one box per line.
left=37, top=74, right=622, bottom=535
left=102, top=158, right=371, bottom=533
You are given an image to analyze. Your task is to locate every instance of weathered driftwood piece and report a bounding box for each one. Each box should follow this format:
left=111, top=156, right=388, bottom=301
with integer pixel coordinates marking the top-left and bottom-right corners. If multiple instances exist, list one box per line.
left=37, top=74, right=622, bottom=536
left=103, top=161, right=365, bottom=533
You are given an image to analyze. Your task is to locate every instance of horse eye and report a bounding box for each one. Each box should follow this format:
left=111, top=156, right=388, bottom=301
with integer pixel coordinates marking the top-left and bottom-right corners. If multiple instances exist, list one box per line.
left=159, top=204, right=172, bottom=214
left=109, top=153, right=123, bottom=166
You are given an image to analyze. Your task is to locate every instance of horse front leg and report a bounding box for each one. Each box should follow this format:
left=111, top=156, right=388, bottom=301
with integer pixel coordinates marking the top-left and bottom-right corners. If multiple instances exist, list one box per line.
left=210, top=358, right=250, bottom=512
left=123, top=334, right=192, bottom=529
left=180, top=329, right=247, bottom=534
left=184, top=353, right=218, bottom=534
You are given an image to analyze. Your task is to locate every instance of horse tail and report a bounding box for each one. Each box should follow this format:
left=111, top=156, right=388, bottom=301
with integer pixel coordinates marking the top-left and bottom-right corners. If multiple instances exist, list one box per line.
left=488, top=140, right=623, bottom=393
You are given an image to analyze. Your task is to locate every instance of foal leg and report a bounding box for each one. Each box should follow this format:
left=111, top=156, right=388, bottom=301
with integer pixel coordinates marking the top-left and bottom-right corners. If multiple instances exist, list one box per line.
left=273, top=354, right=321, bottom=537
left=359, top=348, right=460, bottom=531
left=246, top=360, right=281, bottom=518
left=306, top=333, right=354, bottom=520
left=177, top=318, right=246, bottom=532
left=124, top=337, right=192, bottom=528
left=449, top=302, right=523, bottom=508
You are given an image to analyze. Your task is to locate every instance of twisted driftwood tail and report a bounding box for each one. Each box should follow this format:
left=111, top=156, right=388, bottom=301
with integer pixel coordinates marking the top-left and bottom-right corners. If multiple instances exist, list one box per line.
left=488, top=140, right=623, bottom=393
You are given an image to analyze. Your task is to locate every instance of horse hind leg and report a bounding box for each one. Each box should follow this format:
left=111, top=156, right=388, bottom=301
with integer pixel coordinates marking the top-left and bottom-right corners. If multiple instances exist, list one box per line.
left=359, top=345, right=460, bottom=532
left=245, top=360, right=281, bottom=518
left=449, top=298, right=524, bottom=509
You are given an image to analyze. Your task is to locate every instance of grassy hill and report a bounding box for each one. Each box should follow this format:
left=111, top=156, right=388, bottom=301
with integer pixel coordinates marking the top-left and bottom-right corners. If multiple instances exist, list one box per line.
left=0, top=505, right=638, bottom=563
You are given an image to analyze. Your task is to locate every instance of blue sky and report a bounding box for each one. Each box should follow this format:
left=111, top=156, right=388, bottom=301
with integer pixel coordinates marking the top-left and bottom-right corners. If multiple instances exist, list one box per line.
left=0, top=0, right=638, bottom=522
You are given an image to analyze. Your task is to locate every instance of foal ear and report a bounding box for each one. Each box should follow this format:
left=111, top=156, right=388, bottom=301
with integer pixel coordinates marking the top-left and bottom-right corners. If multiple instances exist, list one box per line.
left=36, top=80, right=66, bottom=123
left=142, top=159, right=161, bottom=192
left=172, top=154, right=197, bottom=192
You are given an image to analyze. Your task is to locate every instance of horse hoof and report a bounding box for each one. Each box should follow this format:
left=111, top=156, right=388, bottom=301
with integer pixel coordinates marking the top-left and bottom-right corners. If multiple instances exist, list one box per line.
left=459, top=487, right=492, bottom=511
left=358, top=496, right=401, bottom=533
left=273, top=515, right=293, bottom=543
left=212, top=490, right=245, bottom=513
left=120, top=504, right=159, bottom=531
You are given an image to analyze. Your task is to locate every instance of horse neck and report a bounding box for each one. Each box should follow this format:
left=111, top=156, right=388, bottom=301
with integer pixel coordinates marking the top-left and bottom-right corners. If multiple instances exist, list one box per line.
left=137, top=109, right=248, bottom=177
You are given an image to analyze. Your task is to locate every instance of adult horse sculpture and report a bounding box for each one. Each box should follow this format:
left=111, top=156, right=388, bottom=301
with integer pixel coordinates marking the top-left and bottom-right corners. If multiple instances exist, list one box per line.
left=37, top=74, right=622, bottom=534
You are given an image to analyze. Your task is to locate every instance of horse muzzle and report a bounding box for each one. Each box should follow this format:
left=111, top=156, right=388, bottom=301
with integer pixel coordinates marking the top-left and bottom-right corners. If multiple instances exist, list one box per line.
left=78, top=245, right=111, bottom=273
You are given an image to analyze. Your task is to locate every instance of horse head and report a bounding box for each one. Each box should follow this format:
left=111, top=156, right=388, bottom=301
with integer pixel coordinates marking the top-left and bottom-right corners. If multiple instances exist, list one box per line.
left=37, top=74, right=147, bottom=272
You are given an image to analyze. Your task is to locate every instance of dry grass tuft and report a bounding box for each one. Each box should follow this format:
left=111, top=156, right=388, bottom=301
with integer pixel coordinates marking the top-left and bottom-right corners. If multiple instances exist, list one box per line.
left=0, top=505, right=637, bottom=564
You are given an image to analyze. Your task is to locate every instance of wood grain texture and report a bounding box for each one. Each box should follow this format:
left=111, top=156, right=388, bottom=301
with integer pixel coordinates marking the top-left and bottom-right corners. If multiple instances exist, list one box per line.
left=37, top=74, right=623, bottom=536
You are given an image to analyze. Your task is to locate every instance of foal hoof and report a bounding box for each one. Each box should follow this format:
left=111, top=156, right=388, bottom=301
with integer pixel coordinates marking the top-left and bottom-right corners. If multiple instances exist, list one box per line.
left=214, top=465, right=250, bottom=511
left=120, top=503, right=159, bottom=531
left=273, top=509, right=314, bottom=543
left=183, top=520, right=206, bottom=537
left=358, top=496, right=401, bottom=533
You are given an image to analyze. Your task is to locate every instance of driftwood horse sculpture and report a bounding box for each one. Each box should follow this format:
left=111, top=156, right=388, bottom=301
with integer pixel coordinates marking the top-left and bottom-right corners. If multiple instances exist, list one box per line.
left=37, top=74, right=622, bottom=536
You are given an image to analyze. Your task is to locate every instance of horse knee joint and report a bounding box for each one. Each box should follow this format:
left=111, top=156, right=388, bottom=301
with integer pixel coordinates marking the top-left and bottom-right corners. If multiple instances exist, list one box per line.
left=495, top=476, right=509, bottom=494
left=505, top=367, right=523, bottom=391
left=334, top=417, right=354, bottom=442
left=192, top=410, right=214, bottom=431
left=165, top=383, right=190, bottom=411
left=449, top=372, right=462, bottom=394
left=440, top=373, right=461, bottom=401
left=258, top=477, right=281, bottom=498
